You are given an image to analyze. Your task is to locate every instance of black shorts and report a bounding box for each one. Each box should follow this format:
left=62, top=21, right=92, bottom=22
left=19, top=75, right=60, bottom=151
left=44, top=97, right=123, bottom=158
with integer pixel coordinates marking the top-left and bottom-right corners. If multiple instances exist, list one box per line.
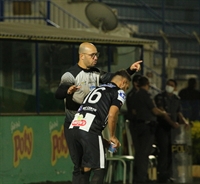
left=64, top=109, right=77, bottom=128
left=66, top=128, right=106, bottom=169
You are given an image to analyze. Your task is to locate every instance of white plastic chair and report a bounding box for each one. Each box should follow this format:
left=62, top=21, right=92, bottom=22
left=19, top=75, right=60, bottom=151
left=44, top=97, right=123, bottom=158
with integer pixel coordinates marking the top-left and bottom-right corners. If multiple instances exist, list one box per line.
left=103, top=120, right=157, bottom=184
left=103, top=122, right=134, bottom=184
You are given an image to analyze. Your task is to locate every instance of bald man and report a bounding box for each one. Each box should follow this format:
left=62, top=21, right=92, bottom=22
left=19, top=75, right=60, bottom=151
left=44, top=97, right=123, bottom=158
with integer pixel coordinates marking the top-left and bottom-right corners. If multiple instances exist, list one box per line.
left=55, top=42, right=142, bottom=183
left=55, top=42, right=141, bottom=125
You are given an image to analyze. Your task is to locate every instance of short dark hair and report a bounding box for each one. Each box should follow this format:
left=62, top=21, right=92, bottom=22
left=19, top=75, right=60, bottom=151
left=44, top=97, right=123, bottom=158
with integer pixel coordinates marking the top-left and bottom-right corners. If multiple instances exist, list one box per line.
left=132, top=74, right=142, bottom=83
left=188, top=78, right=196, bottom=88
left=113, top=69, right=131, bottom=82
left=138, top=76, right=149, bottom=87
left=167, top=79, right=177, bottom=87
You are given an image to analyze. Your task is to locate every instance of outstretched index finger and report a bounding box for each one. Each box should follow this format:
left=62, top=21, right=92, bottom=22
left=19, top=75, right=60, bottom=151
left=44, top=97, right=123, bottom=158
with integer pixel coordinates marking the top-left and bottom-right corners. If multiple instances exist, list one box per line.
left=135, top=60, right=143, bottom=64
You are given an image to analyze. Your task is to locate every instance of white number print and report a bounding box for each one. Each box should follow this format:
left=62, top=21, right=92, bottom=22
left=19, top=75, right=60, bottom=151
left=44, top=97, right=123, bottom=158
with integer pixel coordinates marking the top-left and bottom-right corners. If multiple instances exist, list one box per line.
left=83, top=87, right=106, bottom=104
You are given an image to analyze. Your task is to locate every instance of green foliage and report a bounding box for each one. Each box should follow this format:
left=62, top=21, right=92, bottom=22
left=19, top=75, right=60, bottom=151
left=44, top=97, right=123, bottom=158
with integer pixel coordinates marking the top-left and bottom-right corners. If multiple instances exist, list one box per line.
left=191, top=121, right=200, bottom=164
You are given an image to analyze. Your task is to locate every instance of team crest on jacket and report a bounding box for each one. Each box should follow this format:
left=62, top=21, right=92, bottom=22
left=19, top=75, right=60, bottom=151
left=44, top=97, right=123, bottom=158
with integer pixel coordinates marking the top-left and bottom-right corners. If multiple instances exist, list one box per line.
left=117, top=90, right=126, bottom=104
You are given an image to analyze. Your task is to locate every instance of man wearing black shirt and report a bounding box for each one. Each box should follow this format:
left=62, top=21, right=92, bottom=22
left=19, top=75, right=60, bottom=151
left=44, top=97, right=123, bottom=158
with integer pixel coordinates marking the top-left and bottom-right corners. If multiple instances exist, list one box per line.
left=155, top=79, right=189, bottom=183
left=178, top=78, right=200, bottom=121
left=132, top=76, right=179, bottom=184
left=126, top=74, right=141, bottom=124
left=66, top=70, right=131, bottom=184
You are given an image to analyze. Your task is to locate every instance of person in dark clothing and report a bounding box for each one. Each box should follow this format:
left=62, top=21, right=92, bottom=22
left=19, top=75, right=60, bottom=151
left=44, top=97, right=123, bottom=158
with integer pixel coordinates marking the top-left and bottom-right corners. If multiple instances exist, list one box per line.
left=126, top=74, right=141, bottom=124
left=145, top=71, right=161, bottom=98
left=179, top=78, right=200, bottom=101
left=55, top=42, right=142, bottom=183
left=154, top=79, right=189, bottom=183
left=66, top=70, right=131, bottom=184
left=126, top=74, right=141, bottom=182
left=132, top=76, right=179, bottom=184
left=178, top=78, right=200, bottom=121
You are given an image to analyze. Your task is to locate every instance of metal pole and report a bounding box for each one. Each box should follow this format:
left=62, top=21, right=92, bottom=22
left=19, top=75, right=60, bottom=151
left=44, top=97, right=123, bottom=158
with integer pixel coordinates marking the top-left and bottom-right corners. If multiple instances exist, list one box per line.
left=161, top=0, right=166, bottom=90
left=0, top=0, right=4, bottom=22
left=193, top=31, right=200, bottom=44
left=35, top=43, right=40, bottom=114
left=192, top=1, right=200, bottom=73
left=107, top=45, right=111, bottom=72
left=46, top=0, right=51, bottom=25
left=160, top=30, right=171, bottom=78
left=140, top=45, right=144, bottom=75
left=199, top=0, right=200, bottom=71
left=72, top=44, right=77, bottom=65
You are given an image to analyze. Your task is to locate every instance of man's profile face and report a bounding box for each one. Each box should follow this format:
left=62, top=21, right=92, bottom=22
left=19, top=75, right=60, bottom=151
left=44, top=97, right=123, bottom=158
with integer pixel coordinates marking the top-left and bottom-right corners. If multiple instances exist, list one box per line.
left=82, top=45, right=99, bottom=68
left=122, top=79, right=130, bottom=92
left=167, top=80, right=176, bottom=88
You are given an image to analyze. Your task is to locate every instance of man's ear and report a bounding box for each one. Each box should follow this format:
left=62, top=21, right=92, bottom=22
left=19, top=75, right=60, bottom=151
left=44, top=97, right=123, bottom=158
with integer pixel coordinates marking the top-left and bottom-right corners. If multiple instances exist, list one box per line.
left=80, top=53, right=84, bottom=59
left=121, top=79, right=127, bottom=90
left=118, top=80, right=124, bottom=89
left=120, top=79, right=124, bottom=88
left=122, top=78, right=127, bottom=86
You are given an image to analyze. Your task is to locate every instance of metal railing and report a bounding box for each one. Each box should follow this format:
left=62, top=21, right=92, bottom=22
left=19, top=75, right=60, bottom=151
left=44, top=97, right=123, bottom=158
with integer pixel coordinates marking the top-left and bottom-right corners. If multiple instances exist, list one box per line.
left=0, top=0, right=88, bottom=29
left=133, top=0, right=194, bottom=37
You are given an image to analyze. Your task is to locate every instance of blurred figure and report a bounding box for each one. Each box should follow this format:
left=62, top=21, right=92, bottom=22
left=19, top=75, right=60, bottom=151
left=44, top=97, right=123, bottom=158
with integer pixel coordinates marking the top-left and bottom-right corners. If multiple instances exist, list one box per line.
left=146, top=71, right=161, bottom=98
left=178, top=78, right=200, bottom=121
left=154, top=79, right=189, bottom=183
left=132, top=76, right=179, bottom=184
left=179, top=78, right=200, bottom=100
left=126, top=74, right=141, bottom=125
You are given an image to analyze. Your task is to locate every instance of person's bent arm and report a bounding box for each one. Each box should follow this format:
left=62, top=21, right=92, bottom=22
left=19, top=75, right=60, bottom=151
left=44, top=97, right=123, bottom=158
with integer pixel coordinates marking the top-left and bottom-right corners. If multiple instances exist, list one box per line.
left=178, top=112, right=190, bottom=128
left=126, top=60, right=143, bottom=76
left=152, top=107, right=179, bottom=128
left=100, top=60, right=143, bottom=84
left=55, top=70, right=82, bottom=98
left=107, top=105, right=121, bottom=148
left=55, top=84, right=69, bottom=99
